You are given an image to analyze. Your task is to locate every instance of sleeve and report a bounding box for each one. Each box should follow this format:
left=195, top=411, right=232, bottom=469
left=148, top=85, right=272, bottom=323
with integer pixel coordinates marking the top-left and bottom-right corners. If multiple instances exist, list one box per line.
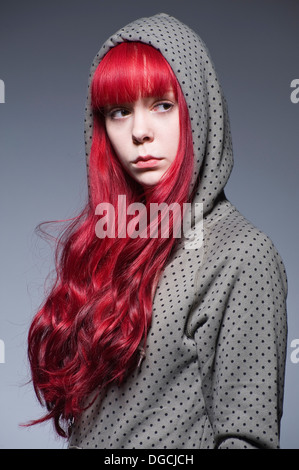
left=192, top=235, right=288, bottom=449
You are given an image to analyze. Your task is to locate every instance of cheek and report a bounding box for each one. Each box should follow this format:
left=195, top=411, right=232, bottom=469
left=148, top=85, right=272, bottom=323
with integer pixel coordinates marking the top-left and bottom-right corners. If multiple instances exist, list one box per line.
left=164, top=115, right=180, bottom=157
left=105, top=124, right=117, bottom=150
left=106, top=125, right=127, bottom=162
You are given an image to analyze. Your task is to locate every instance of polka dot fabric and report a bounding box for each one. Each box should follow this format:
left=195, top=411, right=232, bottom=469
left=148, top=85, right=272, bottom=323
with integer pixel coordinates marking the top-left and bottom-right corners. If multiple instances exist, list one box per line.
left=69, top=14, right=288, bottom=449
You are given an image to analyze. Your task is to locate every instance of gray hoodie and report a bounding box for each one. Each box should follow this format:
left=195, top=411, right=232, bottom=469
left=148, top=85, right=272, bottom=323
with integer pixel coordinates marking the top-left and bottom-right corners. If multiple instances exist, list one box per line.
left=69, top=13, right=287, bottom=449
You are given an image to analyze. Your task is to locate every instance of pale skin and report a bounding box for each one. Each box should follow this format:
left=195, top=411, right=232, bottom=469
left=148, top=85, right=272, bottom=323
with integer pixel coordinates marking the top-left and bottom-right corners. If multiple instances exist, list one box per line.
left=104, top=90, right=180, bottom=188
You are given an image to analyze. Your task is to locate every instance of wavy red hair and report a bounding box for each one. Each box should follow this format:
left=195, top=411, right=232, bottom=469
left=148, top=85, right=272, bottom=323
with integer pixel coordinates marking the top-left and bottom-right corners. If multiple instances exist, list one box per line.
left=27, top=42, right=194, bottom=437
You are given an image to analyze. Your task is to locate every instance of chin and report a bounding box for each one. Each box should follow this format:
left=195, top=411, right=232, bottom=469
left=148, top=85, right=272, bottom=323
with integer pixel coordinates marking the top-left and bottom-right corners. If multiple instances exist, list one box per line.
left=137, top=172, right=165, bottom=188
left=140, top=179, right=161, bottom=188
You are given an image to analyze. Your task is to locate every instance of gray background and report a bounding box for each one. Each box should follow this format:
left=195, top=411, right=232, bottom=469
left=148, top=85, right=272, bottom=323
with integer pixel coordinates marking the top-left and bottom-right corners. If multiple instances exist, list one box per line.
left=0, top=0, right=298, bottom=449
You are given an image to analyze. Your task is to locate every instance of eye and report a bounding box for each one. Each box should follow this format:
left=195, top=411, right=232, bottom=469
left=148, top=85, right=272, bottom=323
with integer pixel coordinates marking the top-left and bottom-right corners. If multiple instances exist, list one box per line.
left=106, top=107, right=131, bottom=120
left=153, top=102, right=174, bottom=113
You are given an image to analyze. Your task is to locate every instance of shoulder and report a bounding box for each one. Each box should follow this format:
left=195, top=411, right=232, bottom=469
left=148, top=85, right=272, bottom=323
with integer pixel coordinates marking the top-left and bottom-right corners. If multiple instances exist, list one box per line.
left=202, top=199, right=287, bottom=293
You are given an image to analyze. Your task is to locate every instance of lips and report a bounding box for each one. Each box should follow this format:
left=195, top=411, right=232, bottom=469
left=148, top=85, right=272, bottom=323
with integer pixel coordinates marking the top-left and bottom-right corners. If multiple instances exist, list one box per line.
left=134, top=155, right=161, bottom=163
left=133, top=155, right=163, bottom=169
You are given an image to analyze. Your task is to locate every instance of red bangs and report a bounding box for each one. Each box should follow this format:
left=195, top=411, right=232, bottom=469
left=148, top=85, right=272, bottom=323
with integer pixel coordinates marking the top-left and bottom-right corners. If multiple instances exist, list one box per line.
left=91, top=42, right=178, bottom=109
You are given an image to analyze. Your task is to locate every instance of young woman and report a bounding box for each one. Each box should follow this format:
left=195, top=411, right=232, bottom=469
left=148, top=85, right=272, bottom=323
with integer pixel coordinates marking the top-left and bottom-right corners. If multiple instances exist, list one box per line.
left=27, top=13, right=288, bottom=449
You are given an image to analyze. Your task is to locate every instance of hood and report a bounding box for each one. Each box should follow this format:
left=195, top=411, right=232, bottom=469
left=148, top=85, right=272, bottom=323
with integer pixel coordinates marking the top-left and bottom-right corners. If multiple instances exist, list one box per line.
left=84, top=12, right=234, bottom=220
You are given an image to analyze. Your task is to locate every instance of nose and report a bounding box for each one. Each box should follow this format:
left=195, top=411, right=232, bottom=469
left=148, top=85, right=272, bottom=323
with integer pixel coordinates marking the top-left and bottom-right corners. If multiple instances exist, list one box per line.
left=132, top=109, right=154, bottom=145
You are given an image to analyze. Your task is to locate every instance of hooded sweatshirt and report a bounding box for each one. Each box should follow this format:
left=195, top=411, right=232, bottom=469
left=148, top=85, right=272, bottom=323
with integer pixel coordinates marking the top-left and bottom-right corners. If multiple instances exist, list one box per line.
left=68, top=13, right=287, bottom=449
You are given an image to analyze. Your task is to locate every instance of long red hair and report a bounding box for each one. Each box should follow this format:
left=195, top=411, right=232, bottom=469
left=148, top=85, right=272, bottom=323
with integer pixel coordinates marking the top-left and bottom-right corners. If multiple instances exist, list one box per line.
left=27, top=42, right=194, bottom=437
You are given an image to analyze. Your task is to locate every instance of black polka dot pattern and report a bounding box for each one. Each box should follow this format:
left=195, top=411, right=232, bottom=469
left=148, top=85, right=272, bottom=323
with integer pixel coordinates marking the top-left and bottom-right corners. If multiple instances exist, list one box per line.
left=69, top=13, right=288, bottom=449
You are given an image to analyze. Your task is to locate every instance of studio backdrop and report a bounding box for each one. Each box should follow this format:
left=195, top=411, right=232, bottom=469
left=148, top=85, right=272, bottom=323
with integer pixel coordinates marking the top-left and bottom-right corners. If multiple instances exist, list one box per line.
left=0, top=0, right=298, bottom=449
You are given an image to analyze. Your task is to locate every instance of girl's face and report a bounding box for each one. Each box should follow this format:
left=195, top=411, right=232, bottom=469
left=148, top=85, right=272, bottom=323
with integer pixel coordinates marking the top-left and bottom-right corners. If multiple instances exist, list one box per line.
left=104, top=89, right=180, bottom=188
